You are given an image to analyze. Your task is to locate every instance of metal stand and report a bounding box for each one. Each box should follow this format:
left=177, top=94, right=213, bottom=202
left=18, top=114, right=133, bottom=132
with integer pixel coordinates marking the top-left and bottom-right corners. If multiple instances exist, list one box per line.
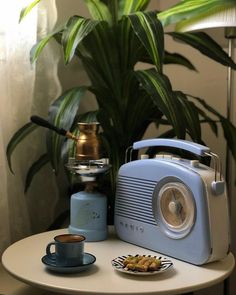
left=66, top=158, right=111, bottom=241
left=225, top=27, right=236, bottom=198
left=224, top=26, right=236, bottom=295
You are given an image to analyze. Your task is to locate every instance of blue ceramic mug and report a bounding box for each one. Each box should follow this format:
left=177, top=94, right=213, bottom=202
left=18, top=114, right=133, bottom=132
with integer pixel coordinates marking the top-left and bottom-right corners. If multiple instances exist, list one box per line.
left=46, top=234, right=85, bottom=266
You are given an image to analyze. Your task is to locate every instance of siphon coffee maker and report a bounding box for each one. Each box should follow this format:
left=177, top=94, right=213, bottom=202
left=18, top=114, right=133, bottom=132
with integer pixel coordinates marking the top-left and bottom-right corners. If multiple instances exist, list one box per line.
left=30, top=116, right=110, bottom=241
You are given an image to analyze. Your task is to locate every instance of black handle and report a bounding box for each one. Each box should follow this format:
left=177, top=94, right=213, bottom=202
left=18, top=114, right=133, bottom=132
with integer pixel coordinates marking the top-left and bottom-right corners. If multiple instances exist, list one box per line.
left=30, top=115, right=67, bottom=136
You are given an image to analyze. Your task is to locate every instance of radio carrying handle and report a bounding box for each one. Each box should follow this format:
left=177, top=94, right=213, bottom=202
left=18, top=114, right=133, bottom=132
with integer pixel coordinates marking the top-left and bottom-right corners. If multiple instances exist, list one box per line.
left=127, top=138, right=222, bottom=184
left=133, top=139, right=210, bottom=156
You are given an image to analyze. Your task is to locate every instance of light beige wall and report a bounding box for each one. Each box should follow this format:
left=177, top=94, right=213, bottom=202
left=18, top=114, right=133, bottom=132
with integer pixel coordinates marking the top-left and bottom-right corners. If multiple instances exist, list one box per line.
left=55, top=2, right=236, bottom=295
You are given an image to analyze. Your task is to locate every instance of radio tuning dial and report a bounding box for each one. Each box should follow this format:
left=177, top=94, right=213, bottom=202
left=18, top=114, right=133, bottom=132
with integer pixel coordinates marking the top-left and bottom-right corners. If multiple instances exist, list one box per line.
left=156, top=181, right=195, bottom=239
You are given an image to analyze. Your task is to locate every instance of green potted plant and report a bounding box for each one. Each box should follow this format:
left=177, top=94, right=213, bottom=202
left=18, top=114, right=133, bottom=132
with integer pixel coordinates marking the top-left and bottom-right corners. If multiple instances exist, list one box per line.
left=7, top=0, right=236, bottom=223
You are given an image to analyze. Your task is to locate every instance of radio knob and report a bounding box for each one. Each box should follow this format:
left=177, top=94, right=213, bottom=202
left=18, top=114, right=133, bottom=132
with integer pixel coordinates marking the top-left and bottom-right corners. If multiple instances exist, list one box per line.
left=155, top=154, right=163, bottom=158
left=164, top=155, right=172, bottom=159
left=190, top=160, right=199, bottom=167
left=141, top=154, right=149, bottom=159
left=172, top=156, right=180, bottom=161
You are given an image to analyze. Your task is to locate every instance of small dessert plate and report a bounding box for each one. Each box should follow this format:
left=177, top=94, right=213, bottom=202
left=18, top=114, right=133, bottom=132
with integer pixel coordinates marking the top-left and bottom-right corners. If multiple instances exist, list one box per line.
left=41, top=252, right=96, bottom=274
left=111, top=254, right=173, bottom=276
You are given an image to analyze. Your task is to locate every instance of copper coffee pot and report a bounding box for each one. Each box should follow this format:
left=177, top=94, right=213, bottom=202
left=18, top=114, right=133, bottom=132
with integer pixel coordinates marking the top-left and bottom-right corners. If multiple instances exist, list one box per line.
left=75, top=122, right=103, bottom=161
left=30, top=115, right=104, bottom=161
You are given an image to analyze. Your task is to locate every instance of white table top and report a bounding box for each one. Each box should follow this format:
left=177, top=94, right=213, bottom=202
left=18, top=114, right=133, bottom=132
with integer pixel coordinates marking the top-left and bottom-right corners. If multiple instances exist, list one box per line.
left=1, top=227, right=235, bottom=295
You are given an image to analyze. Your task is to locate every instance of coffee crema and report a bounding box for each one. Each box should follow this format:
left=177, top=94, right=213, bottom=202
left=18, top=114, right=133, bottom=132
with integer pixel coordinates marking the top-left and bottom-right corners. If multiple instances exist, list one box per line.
left=55, top=234, right=85, bottom=243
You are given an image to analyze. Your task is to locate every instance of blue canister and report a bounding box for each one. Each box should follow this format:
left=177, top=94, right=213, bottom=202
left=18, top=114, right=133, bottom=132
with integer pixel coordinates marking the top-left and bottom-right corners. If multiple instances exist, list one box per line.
left=69, top=190, right=107, bottom=241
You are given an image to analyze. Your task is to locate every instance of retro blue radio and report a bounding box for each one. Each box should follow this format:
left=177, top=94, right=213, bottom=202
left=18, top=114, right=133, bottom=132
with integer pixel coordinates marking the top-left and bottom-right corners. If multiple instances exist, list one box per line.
left=114, top=139, right=230, bottom=265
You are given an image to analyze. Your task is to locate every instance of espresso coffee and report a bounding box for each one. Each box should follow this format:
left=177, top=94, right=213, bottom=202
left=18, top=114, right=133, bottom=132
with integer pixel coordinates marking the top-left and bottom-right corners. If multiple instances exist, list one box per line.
left=55, top=234, right=85, bottom=243
left=46, top=234, right=86, bottom=266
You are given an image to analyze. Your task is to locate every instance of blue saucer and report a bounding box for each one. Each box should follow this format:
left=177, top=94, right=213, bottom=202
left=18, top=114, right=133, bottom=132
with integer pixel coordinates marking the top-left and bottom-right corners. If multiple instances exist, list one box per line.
left=41, top=252, right=96, bottom=273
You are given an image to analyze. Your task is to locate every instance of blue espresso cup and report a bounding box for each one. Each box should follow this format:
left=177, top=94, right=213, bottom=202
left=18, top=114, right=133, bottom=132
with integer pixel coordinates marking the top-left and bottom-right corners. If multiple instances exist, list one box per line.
left=46, top=234, right=85, bottom=266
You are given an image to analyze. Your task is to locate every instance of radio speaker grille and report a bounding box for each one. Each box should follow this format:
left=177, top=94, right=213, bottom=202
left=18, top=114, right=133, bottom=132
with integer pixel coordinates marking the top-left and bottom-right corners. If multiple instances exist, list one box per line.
left=115, top=175, right=157, bottom=225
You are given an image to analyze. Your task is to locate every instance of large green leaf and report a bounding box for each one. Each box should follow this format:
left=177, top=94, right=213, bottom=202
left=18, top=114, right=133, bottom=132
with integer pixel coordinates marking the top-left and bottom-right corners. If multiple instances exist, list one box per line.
left=158, top=0, right=236, bottom=27
left=115, top=71, right=162, bottom=144
left=61, top=126, right=80, bottom=185
left=62, top=16, right=100, bottom=63
left=96, top=110, right=119, bottom=196
left=117, top=16, right=143, bottom=71
left=194, top=106, right=218, bottom=136
left=135, top=69, right=186, bottom=139
left=47, top=86, right=87, bottom=172
left=92, top=87, right=124, bottom=133
left=119, top=0, right=150, bottom=16
left=85, top=0, right=121, bottom=25
left=140, top=50, right=197, bottom=70
left=7, top=122, right=38, bottom=173
left=164, top=51, right=197, bottom=71
left=168, top=32, right=236, bottom=69
left=25, top=153, right=50, bottom=193
left=76, top=110, right=99, bottom=123
left=124, top=92, right=161, bottom=143
left=84, top=0, right=112, bottom=24
left=19, top=0, right=41, bottom=22
left=30, top=24, right=66, bottom=63
left=105, top=0, right=118, bottom=24
left=175, top=91, right=201, bottom=141
left=80, top=55, right=109, bottom=89
left=128, top=11, right=164, bottom=72
left=81, top=21, right=121, bottom=96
